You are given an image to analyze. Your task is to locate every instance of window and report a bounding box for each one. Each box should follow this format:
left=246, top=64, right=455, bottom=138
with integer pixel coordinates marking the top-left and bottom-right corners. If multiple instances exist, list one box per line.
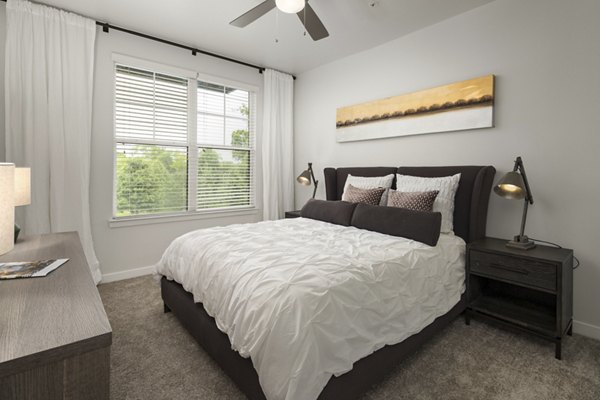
left=114, top=62, right=256, bottom=218
left=197, top=81, right=254, bottom=209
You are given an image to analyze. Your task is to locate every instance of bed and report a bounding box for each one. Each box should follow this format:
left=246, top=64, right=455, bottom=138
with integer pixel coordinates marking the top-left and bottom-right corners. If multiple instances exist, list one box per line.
left=158, top=165, right=495, bottom=400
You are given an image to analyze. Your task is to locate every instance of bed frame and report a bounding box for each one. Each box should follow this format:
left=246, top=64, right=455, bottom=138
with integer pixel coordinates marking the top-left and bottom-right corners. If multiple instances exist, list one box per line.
left=161, top=165, right=496, bottom=400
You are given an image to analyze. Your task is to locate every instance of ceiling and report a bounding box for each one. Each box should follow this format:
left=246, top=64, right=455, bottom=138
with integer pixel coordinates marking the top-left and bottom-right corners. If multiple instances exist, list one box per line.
left=38, top=0, right=494, bottom=75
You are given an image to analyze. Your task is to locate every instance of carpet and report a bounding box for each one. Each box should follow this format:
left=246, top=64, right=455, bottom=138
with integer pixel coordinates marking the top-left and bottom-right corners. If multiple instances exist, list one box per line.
left=98, top=275, right=600, bottom=400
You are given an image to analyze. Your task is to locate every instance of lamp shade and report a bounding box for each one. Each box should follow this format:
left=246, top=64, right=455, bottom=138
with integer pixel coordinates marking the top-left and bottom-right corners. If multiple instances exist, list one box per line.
left=0, top=163, right=16, bottom=255
left=494, top=171, right=526, bottom=200
left=15, top=167, right=31, bottom=207
left=275, top=0, right=305, bottom=14
left=297, top=169, right=312, bottom=186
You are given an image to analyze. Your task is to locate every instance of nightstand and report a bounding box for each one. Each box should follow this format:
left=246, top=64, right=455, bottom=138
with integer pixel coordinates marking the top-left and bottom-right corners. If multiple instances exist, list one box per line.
left=465, top=237, right=573, bottom=359
left=284, top=210, right=302, bottom=219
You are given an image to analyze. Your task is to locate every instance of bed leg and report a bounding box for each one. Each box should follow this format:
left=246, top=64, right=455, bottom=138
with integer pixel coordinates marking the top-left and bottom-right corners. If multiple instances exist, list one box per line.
left=163, top=302, right=171, bottom=313
left=464, top=310, right=471, bottom=326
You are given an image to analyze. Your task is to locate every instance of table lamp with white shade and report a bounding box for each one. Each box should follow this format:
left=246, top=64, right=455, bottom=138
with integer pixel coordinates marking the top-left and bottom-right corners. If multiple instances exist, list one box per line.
left=0, top=163, right=16, bottom=255
left=14, top=167, right=31, bottom=242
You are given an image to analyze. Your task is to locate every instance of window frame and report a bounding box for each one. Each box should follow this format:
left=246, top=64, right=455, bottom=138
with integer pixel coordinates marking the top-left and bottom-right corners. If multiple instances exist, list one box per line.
left=110, top=54, right=259, bottom=225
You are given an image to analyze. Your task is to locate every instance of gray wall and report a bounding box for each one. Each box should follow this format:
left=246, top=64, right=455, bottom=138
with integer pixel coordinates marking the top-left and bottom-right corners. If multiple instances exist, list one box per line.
left=294, top=0, right=600, bottom=337
left=0, top=3, right=264, bottom=280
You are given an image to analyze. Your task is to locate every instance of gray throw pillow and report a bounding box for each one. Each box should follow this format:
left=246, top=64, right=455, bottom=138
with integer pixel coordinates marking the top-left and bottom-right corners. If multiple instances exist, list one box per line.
left=300, top=199, right=358, bottom=226
left=351, top=203, right=442, bottom=246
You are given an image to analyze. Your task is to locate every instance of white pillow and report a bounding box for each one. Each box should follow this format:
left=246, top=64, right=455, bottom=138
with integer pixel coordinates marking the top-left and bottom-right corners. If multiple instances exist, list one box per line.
left=342, top=174, right=395, bottom=206
left=395, top=173, right=461, bottom=233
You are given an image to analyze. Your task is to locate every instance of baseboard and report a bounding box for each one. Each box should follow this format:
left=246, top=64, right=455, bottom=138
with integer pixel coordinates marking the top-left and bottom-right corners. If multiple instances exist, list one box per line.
left=573, top=320, right=600, bottom=341
left=101, top=265, right=155, bottom=283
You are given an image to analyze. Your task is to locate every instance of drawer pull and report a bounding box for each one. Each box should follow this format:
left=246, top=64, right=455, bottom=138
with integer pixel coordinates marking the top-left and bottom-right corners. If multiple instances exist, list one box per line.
left=489, top=263, right=530, bottom=275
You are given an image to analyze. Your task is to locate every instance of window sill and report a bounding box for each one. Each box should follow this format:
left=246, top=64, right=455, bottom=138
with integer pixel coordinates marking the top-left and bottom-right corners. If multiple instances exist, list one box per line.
left=108, top=208, right=260, bottom=228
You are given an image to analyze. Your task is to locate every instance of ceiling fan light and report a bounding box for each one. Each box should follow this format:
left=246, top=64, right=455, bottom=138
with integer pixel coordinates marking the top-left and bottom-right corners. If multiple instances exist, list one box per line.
left=275, top=0, right=305, bottom=14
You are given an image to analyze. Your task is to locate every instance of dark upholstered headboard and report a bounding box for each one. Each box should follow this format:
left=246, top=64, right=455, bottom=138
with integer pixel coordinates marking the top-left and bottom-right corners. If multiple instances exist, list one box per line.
left=323, top=165, right=496, bottom=243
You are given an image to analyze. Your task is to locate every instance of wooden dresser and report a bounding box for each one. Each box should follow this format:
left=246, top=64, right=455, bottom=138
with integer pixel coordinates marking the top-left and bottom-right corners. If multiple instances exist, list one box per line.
left=0, top=232, right=112, bottom=400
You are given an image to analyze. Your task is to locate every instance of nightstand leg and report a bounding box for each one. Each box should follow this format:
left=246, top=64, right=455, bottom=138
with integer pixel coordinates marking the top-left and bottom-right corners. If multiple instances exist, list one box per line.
left=555, top=339, right=562, bottom=360
left=465, top=310, right=471, bottom=326
left=567, top=322, right=573, bottom=336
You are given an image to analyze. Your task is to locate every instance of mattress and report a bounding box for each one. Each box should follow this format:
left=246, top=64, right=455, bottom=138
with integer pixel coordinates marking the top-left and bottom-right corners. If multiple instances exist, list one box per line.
left=156, top=217, right=466, bottom=400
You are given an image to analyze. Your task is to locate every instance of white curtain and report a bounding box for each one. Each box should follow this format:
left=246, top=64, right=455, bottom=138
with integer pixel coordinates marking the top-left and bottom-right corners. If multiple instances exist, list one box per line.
left=262, top=69, right=294, bottom=220
left=5, top=0, right=101, bottom=283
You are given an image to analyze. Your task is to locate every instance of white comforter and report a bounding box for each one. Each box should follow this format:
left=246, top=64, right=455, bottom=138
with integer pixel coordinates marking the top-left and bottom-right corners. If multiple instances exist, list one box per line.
left=156, top=217, right=465, bottom=400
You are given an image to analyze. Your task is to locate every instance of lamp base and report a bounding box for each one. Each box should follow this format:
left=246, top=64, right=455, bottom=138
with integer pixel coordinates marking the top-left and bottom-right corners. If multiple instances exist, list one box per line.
left=506, top=235, right=536, bottom=250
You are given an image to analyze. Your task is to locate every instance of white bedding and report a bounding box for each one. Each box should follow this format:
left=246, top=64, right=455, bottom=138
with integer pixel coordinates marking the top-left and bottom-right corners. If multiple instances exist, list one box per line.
left=156, top=217, right=466, bottom=400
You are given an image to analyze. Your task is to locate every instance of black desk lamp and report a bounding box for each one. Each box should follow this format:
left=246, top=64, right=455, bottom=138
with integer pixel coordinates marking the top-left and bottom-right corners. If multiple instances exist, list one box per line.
left=297, top=162, right=319, bottom=199
left=494, top=156, right=535, bottom=250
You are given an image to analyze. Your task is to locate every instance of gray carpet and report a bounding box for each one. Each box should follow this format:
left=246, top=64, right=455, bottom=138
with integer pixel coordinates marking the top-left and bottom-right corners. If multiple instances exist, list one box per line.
left=98, top=275, right=600, bottom=400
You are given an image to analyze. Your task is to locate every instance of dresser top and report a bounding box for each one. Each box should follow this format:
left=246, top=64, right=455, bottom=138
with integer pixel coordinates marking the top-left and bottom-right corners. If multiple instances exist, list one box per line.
left=0, top=232, right=112, bottom=376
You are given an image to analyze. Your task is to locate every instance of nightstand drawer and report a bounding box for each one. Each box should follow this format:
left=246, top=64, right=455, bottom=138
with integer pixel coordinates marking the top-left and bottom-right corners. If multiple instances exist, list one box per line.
left=470, top=250, right=556, bottom=292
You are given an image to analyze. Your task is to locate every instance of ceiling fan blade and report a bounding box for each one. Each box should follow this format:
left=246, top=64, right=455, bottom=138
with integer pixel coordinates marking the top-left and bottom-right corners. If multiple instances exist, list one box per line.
left=230, top=0, right=276, bottom=28
left=297, top=2, right=329, bottom=41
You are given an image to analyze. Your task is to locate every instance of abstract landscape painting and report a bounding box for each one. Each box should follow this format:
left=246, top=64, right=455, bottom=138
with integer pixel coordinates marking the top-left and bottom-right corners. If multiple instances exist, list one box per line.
left=336, top=75, right=495, bottom=142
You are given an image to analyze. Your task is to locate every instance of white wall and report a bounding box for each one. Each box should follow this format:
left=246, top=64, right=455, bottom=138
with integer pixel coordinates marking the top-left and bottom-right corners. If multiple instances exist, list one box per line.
left=0, top=3, right=264, bottom=281
left=294, top=0, right=600, bottom=337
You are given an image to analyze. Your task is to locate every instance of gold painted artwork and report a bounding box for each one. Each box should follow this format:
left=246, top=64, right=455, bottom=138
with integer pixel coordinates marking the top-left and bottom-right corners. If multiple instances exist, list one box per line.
left=336, top=75, right=494, bottom=128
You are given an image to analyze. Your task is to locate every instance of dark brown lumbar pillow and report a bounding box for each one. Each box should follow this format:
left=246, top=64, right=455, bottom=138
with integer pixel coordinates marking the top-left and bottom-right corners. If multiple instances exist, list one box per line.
left=343, top=184, right=386, bottom=206
left=351, top=203, right=442, bottom=246
left=387, top=190, right=439, bottom=212
left=300, top=199, right=358, bottom=226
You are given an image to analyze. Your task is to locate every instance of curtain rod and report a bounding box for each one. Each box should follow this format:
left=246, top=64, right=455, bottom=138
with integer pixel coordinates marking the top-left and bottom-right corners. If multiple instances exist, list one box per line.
left=0, top=0, right=297, bottom=79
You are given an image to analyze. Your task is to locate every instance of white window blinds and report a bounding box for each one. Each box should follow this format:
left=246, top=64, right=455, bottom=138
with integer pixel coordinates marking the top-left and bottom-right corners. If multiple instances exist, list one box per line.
left=113, top=63, right=256, bottom=218
left=115, top=65, right=188, bottom=143
left=197, top=81, right=254, bottom=209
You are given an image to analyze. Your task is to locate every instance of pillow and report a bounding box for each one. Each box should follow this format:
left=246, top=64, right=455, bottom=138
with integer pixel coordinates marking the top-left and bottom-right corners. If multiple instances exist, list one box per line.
left=395, top=173, right=461, bottom=233
left=342, top=174, right=395, bottom=205
left=300, top=199, right=358, bottom=226
left=351, top=203, right=442, bottom=246
left=342, top=185, right=386, bottom=206
left=387, top=190, right=439, bottom=212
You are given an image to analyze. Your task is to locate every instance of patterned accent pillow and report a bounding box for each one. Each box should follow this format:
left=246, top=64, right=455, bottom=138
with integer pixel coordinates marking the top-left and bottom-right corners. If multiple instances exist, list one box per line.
left=343, top=184, right=386, bottom=206
left=387, top=190, right=439, bottom=212
left=342, top=174, right=395, bottom=206
left=395, top=173, right=461, bottom=233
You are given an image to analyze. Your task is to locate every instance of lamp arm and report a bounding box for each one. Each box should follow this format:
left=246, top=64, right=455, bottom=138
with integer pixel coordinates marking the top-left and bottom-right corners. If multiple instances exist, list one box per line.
left=519, top=198, right=529, bottom=240
left=514, top=156, right=534, bottom=204
left=308, top=163, right=319, bottom=199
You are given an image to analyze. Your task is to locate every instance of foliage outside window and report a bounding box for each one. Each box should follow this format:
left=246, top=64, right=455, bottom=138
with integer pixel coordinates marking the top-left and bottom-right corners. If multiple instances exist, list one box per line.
left=114, top=64, right=255, bottom=218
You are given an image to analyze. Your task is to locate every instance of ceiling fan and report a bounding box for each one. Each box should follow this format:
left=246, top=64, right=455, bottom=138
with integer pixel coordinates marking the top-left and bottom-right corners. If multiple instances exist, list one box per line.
left=230, top=0, right=329, bottom=41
